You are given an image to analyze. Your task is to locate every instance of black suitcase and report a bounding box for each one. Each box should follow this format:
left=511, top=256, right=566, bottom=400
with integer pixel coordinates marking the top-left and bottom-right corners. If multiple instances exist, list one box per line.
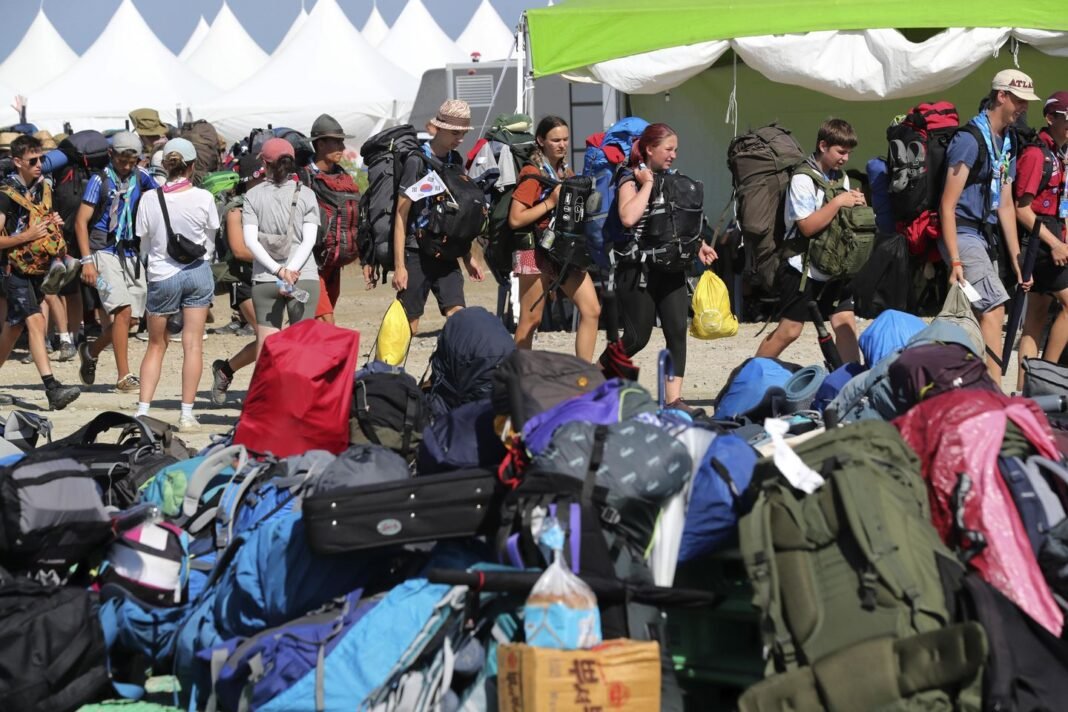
left=303, top=468, right=502, bottom=554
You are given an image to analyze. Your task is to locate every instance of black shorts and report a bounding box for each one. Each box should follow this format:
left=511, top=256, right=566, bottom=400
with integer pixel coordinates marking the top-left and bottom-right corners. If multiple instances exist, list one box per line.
left=230, top=280, right=253, bottom=310
left=1023, top=244, right=1068, bottom=296
left=398, top=249, right=465, bottom=320
left=775, top=264, right=855, bottom=324
left=5, top=271, right=45, bottom=326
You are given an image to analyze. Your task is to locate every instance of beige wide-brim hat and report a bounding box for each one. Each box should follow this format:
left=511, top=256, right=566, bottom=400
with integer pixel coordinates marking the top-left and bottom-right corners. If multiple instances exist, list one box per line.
left=33, top=130, right=57, bottom=150
left=0, top=131, right=21, bottom=151
left=428, top=99, right=473, bottom=132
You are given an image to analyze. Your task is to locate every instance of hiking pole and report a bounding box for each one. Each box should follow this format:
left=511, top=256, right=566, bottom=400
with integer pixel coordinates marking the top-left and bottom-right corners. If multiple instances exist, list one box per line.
left=1000, top=220, right=1043, bottom=372
left=808, top=301, right=843, bottom=371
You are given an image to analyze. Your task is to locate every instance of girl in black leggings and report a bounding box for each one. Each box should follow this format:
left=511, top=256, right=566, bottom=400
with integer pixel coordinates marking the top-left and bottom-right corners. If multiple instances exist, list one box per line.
left=613, top=123, right=716, bottom=411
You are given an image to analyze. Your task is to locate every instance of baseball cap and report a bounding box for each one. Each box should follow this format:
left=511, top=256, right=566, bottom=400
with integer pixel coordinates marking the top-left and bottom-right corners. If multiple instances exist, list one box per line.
left=991, top=69, right=1040, bottom=102
left=1044, top=91, right=1068, bottom=117
left=162, top=137, right=197, bottom=163
left=110, top=131, right=142, bottom=155
left=260, top=137, right=295, bottom=163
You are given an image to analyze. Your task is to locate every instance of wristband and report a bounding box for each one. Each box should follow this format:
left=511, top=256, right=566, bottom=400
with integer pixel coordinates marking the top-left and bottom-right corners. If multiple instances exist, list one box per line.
left=950, top=258, right=963, bottom=267
left=79, top=256, right=93, bottom=265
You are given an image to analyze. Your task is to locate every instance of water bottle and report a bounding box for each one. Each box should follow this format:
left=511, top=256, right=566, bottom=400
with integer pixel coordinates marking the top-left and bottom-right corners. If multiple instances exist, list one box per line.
left=276, top=279, right=310, bottom=304
left=96, top=275, right=112, bottom=302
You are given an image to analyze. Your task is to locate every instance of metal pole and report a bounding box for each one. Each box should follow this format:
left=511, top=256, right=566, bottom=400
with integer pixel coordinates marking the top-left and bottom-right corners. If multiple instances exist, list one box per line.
left=515, top=15, right=525, bottom=114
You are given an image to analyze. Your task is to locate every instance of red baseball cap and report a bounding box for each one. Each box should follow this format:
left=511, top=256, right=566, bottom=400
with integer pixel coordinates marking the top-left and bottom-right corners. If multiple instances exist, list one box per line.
left=259, top=137, right=295, bottom=163
left=1044, top=91, right=1068, bottom=117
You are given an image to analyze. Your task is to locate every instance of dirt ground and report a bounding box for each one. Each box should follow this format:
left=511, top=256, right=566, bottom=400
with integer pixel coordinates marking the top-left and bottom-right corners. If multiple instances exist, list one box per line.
left=1, top=268, right=1019, bottom=450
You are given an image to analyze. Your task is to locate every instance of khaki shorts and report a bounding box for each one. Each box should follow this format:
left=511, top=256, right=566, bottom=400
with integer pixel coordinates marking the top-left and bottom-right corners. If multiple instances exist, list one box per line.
left=94, top=250, right=147, bottom=315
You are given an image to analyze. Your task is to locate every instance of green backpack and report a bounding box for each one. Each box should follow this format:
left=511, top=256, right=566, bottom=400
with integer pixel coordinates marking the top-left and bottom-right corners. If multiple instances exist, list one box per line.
left=791, top=164, right=877, bottom=284
left=738, top=421, right=986, bottom=712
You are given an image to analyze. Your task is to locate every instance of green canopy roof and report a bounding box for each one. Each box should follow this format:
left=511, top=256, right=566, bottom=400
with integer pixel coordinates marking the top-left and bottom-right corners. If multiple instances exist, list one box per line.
left=526, top=0, right=1067, bottom=77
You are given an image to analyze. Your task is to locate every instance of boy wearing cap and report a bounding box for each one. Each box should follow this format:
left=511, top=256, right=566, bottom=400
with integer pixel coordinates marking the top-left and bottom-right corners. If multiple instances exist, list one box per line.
left=75, top=130, right=158, bottom=393
left=1015, top=90, right=1068, bottom=385
left=0, top=134, right=80, bottom=410
left=391, top=99, right=484, bottom=333
left=940, top=69, right=1038, bottom=381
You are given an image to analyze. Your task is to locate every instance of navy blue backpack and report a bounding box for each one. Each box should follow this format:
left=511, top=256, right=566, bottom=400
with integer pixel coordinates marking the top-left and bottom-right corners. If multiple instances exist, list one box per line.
left=678, top=434, right=759, bottom=562
left=425, top=307, right=515, bottom=417
left=416, top=399, right=506, bottom=475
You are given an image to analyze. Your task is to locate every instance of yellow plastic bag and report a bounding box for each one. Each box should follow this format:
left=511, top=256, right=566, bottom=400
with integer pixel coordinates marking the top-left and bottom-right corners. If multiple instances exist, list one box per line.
left=374, top=300, right=412, bottom=365
left=689, top=271, right=738, bottom=340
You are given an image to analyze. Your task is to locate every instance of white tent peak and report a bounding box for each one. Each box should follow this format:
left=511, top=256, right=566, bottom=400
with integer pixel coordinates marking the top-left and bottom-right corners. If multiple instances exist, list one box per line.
left=361, top=2, right=390, bottom=48
left=457, top=0, right=514, bottom=61
left=178, top=16, right=210, bottom=61
left=275, top=5, right=309, bottom=53
left=185, top=2, right=268, bottom=90
left=0, top=8, right=78, bottom=94
left=379, top=0, right=469, bottom=79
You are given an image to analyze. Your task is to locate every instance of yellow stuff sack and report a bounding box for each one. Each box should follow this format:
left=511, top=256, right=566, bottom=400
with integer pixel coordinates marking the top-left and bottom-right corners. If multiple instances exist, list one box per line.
left=689, top=270, right=738, bottom=340
left=374, top=299, right=412, bottom=366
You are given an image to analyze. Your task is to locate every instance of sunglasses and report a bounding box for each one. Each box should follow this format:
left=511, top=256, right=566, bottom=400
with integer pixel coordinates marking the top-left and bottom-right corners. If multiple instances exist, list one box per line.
left=19, top=156, right=40, bottom=167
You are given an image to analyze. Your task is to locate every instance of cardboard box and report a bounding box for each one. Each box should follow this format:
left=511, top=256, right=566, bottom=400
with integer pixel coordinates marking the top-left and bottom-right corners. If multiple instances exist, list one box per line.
left=497, top=639, right=661, bottom=712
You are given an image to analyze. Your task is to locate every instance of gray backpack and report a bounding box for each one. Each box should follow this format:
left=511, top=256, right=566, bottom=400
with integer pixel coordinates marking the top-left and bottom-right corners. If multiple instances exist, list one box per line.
left=357, top=125, right=421, bottom=273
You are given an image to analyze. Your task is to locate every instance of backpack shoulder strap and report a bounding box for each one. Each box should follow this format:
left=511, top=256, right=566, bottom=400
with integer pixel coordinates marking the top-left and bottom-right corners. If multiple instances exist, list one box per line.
left=956, top=124, right=990, bottom=187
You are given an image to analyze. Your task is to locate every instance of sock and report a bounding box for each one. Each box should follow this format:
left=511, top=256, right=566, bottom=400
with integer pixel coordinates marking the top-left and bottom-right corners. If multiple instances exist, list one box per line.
left=219, top=360, right=235, bottom=379
left=59, top=332, right=72, bottom=345
left=42, top=374, right=57, bottom=390
left=135, top=402, right=150, bottom=417
left=181, top=402, right=194, bottom=418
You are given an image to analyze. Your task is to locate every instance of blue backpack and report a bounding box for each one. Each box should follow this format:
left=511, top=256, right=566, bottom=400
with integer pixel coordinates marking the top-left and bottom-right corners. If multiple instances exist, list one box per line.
left=425, top=307, right=515, bottom=417
left=858, top=309, right=926, bottom=367
left=812, top=362, right=867, bottom=414
left=582, top=117, right=649, bottom=269
left=714, top=358, right=798, bottom=420
left=866, top=156, right=895, bottom=234
left=678, top=434, right=759, bottom=562
left=416, top=399, right=506, bottom=475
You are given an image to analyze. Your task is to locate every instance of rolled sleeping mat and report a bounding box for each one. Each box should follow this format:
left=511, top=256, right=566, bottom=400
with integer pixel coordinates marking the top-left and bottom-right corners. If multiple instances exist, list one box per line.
left=40, top=148, right=68, bottom=174
left=781, top=365, right=827, bottom=414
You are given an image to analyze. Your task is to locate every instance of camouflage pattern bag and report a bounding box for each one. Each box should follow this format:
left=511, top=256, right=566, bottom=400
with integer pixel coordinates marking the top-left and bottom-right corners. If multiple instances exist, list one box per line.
left=3, top=183, right=64, bottom=275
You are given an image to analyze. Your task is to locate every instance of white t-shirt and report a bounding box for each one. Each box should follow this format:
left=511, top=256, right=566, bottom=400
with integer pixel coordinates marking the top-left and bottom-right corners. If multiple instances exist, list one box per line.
left=136, top=185, right=220, bottom=283
left=784, top=168, right=850, bottom=282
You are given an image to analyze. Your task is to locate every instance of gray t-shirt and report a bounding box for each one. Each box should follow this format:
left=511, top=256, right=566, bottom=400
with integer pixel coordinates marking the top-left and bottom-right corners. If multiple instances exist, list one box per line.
left=242, top=180, right=320, bottom=282
left=397, top=146, right=463, bottom=251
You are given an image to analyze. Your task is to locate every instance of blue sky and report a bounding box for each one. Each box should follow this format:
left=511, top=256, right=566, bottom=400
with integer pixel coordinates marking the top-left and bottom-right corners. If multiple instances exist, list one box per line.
left=0, top=0, right=539, bottom=61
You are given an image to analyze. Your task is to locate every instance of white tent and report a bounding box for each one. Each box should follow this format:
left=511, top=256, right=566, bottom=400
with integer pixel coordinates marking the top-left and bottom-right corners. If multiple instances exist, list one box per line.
left=0, top=9, right=78, bottom=94
left=275, top=6, right=309, bottom=53
left=378, top=0, right=469, bottom=80
left=457, top=0, right=514, bottom=61
left=178, top=16, right=210, bottom=61
left=361, top=2, right=390, bottom=48
left=202, top=0, right=417, bottom=145
left=28, top=0, right=220, bottom=132
left=185, top=2, right=268, bottom=90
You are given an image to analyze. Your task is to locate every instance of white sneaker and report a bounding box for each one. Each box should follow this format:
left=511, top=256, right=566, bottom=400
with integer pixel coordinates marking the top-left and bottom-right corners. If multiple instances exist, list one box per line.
left=177, top=414, right=201, bottom=432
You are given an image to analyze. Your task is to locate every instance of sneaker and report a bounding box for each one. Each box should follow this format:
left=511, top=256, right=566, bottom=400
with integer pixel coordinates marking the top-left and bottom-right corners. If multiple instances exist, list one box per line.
left=46, top=382, right=80, bottom=411
left=41, top=260, right=67, bottom=295
left=236, top=324, right=255, bottom=337
left=115, top=373, right=140, bottom=393
left=0, top=394, right=13, bottom=406
left=18, top=352, right=32, bottom=365
left=178, top=413, right=200, bottom=432
left=665, top=398, right=707, bottom=418
left=78, top=342, right=98, bottom=385
left=135, top=331, right=149, bottom=342
left=210, top=359, right=233, bottom=406
left=54, top=342, right=77, bottom=362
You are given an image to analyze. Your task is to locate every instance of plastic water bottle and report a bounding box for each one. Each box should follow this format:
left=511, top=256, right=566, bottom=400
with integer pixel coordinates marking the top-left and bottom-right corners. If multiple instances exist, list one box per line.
left=276, top=279, right=310, bottom=304
left=96, top=275, right=112, bottom=302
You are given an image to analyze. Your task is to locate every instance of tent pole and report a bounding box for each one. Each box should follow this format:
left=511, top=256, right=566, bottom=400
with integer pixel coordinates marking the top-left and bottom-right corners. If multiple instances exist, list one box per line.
left=515, top=14, right=526, bottom=114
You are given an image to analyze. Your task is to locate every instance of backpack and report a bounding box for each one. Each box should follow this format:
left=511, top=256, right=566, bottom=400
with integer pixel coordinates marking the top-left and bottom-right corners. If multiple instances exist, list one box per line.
left=0, top=568, right=109, bottom=711
left=849, top=232, right=912, bottom=318
left=97, top=521, right=191, bottom=607
left=491, top=349, right=606, bottom=431
left=726, top=124, right=806, bottom=292
left=583, top=117, right=648, bottom=270
left=180, top=119, right=221, bottom=186
left=272, top=127, right=314, bottom=168
left=713, top=357, right=799, bottom=420
left=303, top=169, right=360, bottom=270
left=999, top=455, right=1068, bottom=556
left=349, top=367, right=427, bottom=459
left=1013, top=126, right=1057, bottom=200
left=357, top=125, right=421, bottom=271
left=886, top=101, right=959, bottom=224
left=641, top=172, right=705, bottom=271
left=1, top=182, right=65, bottom=275
left=738, top=421, right=980, bottom=707
left=54, top=130, right=109, bottom=247
left=677, top=433, right=758, bottom=562
left=1022, top=356, right=1068, bottom=398
left=787, top=164, right=877, bottom=282
left=425, top=306, right=515, bottom=416
left=539, top=174, right=598, bottom=276
left=887, top=342, right=998, bottom=413
left=414, top=156, right=488, bottom=261
left=857, top=309, right=926, bottom=367
left=865, top=156, right=895, bottom=234
left=415, top=398, right=507, bottom=475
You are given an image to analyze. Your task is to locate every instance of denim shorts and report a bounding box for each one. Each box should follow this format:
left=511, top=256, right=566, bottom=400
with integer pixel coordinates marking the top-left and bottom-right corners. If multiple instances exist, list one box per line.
left=146, top=260, right=214, bottom=316
left=4, top=270, right=44, bottom=326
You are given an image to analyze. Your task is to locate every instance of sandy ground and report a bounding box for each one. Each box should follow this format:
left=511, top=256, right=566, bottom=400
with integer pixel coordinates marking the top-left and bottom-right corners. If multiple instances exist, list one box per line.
left=1, top=268, right=1020, bottom=451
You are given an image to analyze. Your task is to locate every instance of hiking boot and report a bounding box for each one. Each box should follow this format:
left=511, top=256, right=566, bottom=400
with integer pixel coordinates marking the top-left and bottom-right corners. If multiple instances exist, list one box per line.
left=178, top=413, right=200, bottom=433
left=78, top=342, right=97, bottom=385
left=41, top=260, right=67, bottom=295
left=54, top=342, right=77, bottom=362
left=115, top=373, right=140, bottom=393
left=665, top=398, right=707, bottom=418
left=210, top=359, right=232, bottom=406
left=46, top=382, right=80, bottom=411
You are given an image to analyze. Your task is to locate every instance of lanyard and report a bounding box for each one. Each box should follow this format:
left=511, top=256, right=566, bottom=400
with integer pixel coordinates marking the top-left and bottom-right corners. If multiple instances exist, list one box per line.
left=971, top=113, right=1012, bottom=210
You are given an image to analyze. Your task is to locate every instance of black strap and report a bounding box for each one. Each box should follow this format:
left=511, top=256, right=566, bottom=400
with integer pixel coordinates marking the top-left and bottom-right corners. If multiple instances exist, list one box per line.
left=352, top=382, right=382, bottom=446
left=582, top=425, right=608, bottom=506
left=400, top=389, right=418, bottom=457
left=156, top=188, right=176, bottom=243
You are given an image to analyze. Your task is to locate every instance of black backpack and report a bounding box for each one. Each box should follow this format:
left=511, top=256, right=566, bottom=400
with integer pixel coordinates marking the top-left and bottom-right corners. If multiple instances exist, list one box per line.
left=642, top=172, right=705, bottom=271
left=885, top=101, right=960, bottom=223
left=357, top=125, right=421, bottom=273
left=539, top=175, right=598, bottom=278
left=850, top=231, right=912, bottom=318
left=491, top=349, right=606, bottom=430
left=349, top=369, right=427, bottom=460
left=415, top=156, right=488, bottom=261
left=54, top=130, right=110, bottom=250
left=0, top=568, right=109, bottom=711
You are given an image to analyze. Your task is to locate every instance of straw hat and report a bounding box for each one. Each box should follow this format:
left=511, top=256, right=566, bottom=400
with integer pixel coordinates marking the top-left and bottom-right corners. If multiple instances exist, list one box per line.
left=33, top=130, right=57, bottom=150
left=428, top=99, right=473, bottom=132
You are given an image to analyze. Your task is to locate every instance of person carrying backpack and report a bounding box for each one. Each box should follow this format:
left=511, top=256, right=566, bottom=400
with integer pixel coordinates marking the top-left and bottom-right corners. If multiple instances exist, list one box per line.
left=391, top=100, right=484, bottom=334
left=75, top=131, right=158, bottom=394
left=242, top=138, right=321, bottom=352
left=508, top=115, right=601, bottom=361
left=755, top=119, right=866, bottom=365
left=610, top=123, right=717, bottom=411
left=0, top=134, right=80, bottom=410
left=134, top=138, right=218, bottom=430
left=1014, top=90, right=1068, bottom=388
left=940, top=70, right=1039, bottom=381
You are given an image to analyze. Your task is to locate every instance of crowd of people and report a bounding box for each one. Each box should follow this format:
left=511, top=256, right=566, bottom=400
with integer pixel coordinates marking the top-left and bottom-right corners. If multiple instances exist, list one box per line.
left=0, top=72, right=1065, bottom=428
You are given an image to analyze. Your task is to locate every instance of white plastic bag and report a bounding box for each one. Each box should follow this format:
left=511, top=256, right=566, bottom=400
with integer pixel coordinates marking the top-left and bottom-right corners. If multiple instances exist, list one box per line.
left=523, top=518, right=602, bottom=649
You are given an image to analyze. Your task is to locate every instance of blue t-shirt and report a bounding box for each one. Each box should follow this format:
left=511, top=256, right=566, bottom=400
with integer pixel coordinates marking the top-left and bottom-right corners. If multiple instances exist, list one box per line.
left=82, top=167, right=158, bottom=251
left=945, top=127, right=1016, bottom=240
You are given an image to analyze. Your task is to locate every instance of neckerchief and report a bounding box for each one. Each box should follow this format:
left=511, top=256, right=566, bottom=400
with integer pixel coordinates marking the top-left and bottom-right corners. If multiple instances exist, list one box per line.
left=162, top=179, right=191, bottom=193
left=970, top=112, right=1012, bottom=211
left=105, top=166, right=138, bottom=243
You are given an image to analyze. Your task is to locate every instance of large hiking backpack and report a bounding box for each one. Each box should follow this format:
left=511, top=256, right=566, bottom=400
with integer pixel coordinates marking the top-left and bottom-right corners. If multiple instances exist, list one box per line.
left=738, top=421, right=981, bottom=708
left=272, top=127, right=314, bottom=168
left=789, top=164, right=877, bottom=280
left=349, top=367, right=427, bottom=459
left=727, top=124, right=806, bottom=292
left=54, top=130, right=109, bottom=251
left=425, top=306, right=515, bottom=416
left=583, top=117, right=648, bottom=270
left=887, top=342, right=998, bottom=413
left=358, top=125, right=421, bottom=271
left=491, top=349, right=606, bottom=431
left=642, top=172, right=705, bottom=271
left=303, top=169, right=360, bottom=270
left=415, top=157, right=488, bottom=261
left=180, top=119, right=221, bottom=185
left=886, top=101, right=959, bottom=224
left=0, top=568, right=109, bottom=711
left=539, top=174, right=599, bottom=275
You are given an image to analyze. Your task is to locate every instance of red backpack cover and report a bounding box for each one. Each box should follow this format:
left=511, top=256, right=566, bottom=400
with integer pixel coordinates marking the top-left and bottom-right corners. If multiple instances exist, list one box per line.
left=307, top=170, right=361, bottom=270
left=234, top=320, right=360, bottom=458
